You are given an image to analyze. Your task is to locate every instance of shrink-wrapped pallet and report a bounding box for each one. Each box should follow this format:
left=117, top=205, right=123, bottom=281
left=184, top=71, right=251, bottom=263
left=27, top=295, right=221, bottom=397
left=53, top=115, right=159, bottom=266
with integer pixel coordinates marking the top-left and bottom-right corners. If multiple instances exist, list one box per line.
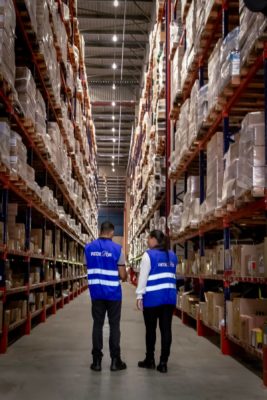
left=15, top=67, right=36, bottom=124
left=0, top=121, right=10, bottom=167
left=204, top=132, right=224, bottom=216
left=0, top=0, right=16, bottom=88
left=236, top=112, right=266, bottom=198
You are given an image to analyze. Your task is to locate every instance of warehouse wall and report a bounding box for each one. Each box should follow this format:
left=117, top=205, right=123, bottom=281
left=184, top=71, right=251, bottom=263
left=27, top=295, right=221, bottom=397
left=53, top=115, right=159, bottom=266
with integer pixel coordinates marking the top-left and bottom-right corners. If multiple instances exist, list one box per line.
left=98, top=207, right=124, bottom=237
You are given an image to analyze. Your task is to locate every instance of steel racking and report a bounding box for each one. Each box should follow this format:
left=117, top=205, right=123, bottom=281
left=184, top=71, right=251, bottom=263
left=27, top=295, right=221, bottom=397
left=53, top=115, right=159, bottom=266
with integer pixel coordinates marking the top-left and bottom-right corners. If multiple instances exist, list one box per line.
left=167, top=0, right=267, bottom=386
left=0, top=0, right=96, bottom=353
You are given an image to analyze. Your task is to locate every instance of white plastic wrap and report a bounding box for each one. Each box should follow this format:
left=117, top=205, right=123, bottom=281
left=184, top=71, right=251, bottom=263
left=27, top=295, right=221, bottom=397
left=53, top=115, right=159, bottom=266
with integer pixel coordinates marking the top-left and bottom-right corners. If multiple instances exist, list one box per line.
left=205, top=132, right=224, bottom=216
left=188, top=80, right=199, bottom=148
left=236, top=112, right=266, bottom=198
left=197, top=84, right=208, bottom=132
left=0, top=121, right=10, bottom=167
left=222, top=135, right=240, bottom=205
left=207, top=39, right=222, bottom=113
left=0, top=0, right=16, bottom=87
left=15, top=67, right=37, bottom=123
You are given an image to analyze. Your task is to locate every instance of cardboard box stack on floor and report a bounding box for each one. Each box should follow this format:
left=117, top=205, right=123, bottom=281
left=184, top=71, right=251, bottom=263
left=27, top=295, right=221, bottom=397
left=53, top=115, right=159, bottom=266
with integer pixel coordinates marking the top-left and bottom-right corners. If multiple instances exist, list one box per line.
left=227, top=298, right=267, bottom=349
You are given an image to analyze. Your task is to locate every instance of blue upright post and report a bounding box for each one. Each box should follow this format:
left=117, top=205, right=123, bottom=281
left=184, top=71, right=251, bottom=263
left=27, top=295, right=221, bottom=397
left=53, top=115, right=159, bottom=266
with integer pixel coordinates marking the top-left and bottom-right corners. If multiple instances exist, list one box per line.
left=199, top=60, right=204, bottom=89
left=2, top=188, right=8, bottom=246
left=264, top=44, right=267, bottom=165
left=25, top=206, right=32, bottom=251
left=222, top=0, right=229, bottom=39
left=184, top=171, right=188, bottom=262
left=199, top=149, right=205, bottom=205
left=223, top=114, right=230, bottom=155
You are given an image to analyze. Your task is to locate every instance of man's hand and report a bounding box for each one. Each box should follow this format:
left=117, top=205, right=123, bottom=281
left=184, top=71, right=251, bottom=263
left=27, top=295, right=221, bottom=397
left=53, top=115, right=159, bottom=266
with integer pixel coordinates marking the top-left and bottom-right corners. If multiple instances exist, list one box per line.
left=136, top=299, right=143, bottom=311
left=119, top=266, right=127, bottom=282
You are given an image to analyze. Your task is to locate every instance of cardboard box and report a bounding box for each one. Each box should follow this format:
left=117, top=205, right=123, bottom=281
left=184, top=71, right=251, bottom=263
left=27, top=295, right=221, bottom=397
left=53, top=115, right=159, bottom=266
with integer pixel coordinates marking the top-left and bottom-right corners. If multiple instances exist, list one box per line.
left=233, top=298, right=267, bottom=338
left=214, top=305, right=224, bottom=329
left=205, top=292, right=224, bottom=327
left=4, top=310, right=10, bottom=327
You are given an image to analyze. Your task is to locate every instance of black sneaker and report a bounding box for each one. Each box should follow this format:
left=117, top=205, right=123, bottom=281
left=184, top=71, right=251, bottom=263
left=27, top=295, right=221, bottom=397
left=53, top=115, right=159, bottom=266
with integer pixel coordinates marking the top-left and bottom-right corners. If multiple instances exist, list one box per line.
left=138, top=358, right=156, bottom=369
left=110, top=357, right=127, bottom=371
left=157, top=362, right=167, bottom=373
left=90, top=357, right=102, bottom=372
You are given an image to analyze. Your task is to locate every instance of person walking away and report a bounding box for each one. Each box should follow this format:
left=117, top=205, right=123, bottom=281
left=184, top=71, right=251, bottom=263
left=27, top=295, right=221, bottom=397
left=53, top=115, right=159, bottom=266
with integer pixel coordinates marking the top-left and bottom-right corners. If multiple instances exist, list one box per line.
left=85, top=221, right=127, bottom=372
left=136, top=230, right=178, bottom=373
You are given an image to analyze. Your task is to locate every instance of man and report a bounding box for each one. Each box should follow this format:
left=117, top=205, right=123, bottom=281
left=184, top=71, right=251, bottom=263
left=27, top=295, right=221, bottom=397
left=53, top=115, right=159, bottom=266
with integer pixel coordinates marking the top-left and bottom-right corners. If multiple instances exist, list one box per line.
left=85, top=221, right=127, bottom=372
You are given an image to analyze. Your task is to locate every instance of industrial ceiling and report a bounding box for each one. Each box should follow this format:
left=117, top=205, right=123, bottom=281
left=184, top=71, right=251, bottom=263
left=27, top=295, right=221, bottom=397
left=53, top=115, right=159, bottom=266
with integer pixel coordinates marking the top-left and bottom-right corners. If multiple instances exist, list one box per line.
left=77, top=0, right=155, bottom=207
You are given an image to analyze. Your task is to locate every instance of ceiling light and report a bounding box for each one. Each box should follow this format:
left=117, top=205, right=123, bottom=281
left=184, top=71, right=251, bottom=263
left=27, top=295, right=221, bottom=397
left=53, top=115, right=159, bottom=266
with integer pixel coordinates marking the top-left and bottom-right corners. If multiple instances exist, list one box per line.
left=112, top=62, right=117, bottom=70
left=111, top=162, right=114, bottom=166
left=112, top=127, right=115, bottom=132
left=112, top=138, right=116, bottom=143
left=112, top=115, right=115, bottom=120
left=112, top=83, right=116, bottom=90
left=114, top=0, right=119, bottom=7
left=112, top=168, right=115, bottom=172
left=112, top=34, right=118, bottom=43
left=112, top=101, right=116, bottom=107
left=112, top=155, right=115, bottom=159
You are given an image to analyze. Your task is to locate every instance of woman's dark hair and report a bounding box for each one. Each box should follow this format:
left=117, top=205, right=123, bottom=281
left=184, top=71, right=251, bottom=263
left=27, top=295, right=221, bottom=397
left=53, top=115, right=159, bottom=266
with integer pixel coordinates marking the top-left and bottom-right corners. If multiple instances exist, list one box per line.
left=149, top=230, right=169, bottom=252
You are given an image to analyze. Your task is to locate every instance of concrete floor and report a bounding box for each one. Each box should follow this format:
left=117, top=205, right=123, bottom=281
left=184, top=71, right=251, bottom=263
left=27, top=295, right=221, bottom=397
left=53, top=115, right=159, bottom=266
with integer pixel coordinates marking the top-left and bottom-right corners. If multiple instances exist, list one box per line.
left=0, top=284, right=266, bottom=400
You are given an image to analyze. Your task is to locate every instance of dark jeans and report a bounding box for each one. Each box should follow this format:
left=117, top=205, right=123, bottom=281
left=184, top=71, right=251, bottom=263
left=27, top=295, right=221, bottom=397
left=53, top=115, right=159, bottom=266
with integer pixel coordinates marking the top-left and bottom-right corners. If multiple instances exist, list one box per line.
left=91, top=299, right=122, bottom=359
left=143, top=304, right=175, bottom=363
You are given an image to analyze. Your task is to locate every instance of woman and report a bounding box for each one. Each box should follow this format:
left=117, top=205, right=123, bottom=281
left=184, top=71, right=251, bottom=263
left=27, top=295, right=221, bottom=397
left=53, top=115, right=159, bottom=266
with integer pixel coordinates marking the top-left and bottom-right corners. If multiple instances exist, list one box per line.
left=136, top=230, right=178, bottom=373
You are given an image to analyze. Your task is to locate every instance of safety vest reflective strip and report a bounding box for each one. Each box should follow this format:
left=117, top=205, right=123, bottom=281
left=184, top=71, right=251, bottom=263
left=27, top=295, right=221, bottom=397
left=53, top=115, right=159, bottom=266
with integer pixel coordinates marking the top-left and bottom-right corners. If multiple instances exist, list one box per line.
left=87, top=268, right=118, bottom=276
left=145, top=283, right=176, bottom=292
left=88, top=279, right=120, bottom=287
left=147, top=272, right=176, bottom=281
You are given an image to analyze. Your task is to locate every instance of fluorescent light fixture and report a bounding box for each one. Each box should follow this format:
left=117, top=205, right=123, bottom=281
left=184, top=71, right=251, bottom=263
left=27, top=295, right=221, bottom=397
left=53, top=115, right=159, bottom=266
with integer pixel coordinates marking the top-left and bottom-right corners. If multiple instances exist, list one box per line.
left=112, top=138, right=116, bottom=143
left=112, top=101, right=116, bottom=107
left=112, top=115, right=115, bottom=120
left=112, top=83, right=116, bottom=90
left=112, top=34, right=118, bottom=43
left=114, top=0, right=119, bottom=7
left=111, top=162, right=114, bottom=166
left=112, top=168, right=115, bottom=172
left=112, top=127, right=115, bottom=132
left=112, top=155, right=115, bottom=159
left=112, top=62, right=117, bottom=70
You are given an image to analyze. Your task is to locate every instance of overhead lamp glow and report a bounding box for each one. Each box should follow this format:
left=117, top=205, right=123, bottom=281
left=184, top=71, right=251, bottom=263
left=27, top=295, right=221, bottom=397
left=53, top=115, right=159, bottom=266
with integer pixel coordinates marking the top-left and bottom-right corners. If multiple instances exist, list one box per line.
left=112, top=155, right=115, bottom=159
left=112, top=101, right=116, bottom=107
left=112, top=138, right=116, bottom=143
left=112, top=115, right=115, bottom=120
left=111, top=162, right=114, bottom=166
left=112, top=34, right=118, bottom=43
left=112, top=127, right=115, bottom=133
left=112, top=62, right=117, bottom=70
left=113, top=0, right=119, bottom=7
left=112, top=168, right=115, bottom=172
left=112, top=83, right=116, bottom=90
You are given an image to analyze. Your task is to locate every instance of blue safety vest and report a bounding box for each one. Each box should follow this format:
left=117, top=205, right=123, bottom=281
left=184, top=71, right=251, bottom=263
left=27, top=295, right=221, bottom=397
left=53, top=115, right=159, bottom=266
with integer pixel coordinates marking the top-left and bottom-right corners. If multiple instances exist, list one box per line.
left=143, top=249, right=177, bottom=308
left=85, top=238, right=122, bottom=301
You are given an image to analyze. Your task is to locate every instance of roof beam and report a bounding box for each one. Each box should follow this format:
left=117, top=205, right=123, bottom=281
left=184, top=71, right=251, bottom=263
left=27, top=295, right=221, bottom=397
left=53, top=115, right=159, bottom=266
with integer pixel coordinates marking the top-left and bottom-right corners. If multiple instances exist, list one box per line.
left=85, top=64, right=142, bottom=71
left=82, top=29, right=148, bottom=36
left=84, top=42, right=146, bottom=49
left=92, top=101, right=135, bottom=107
left=79, top=13, right=149, bottom=22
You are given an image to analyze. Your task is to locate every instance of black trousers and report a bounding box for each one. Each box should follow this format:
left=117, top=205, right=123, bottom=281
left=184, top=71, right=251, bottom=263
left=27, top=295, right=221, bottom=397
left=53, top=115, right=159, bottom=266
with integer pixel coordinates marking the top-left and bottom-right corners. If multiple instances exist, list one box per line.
left=91, top=300, right=121, bottom=359
left=143, top=304, right=175, bottom=363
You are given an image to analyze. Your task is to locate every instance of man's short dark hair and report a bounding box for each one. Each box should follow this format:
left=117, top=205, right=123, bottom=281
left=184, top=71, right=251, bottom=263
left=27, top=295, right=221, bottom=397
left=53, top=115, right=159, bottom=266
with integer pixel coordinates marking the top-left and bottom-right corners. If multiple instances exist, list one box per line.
left=100, top=221, right=115, bottom=234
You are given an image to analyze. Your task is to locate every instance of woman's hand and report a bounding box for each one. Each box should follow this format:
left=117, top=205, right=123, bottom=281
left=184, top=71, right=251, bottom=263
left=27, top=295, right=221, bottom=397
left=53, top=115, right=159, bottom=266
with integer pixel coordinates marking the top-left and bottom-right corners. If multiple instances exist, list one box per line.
left=136, top=299, right=143, bottom=311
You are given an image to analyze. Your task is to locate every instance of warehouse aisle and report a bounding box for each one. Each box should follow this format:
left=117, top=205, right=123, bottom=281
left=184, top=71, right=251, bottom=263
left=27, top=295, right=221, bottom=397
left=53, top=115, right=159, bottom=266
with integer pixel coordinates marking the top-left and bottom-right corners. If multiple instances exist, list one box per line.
left=0, top=284, right=266, bottom=400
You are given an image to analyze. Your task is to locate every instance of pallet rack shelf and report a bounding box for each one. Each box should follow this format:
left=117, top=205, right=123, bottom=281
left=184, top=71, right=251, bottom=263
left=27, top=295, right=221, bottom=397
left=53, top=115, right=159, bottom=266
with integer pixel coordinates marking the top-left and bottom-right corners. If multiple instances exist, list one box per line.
left=0, top=0, right=93, bottom=354
left=165, top=0, right=267, bottom=386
